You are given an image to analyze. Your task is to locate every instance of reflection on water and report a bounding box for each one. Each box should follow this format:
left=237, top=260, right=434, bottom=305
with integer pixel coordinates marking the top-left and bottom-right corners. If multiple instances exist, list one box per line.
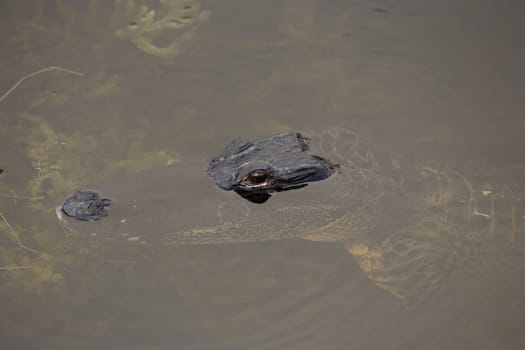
left=1, top=0, right=525, bottom=349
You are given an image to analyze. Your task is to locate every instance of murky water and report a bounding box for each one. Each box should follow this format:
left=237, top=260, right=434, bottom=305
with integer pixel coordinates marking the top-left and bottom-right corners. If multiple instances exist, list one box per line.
left=1, top=1, right=525, bottom=349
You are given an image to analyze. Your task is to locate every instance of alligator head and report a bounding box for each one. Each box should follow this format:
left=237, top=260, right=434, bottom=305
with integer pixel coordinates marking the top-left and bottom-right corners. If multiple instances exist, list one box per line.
left=57, top=129, right=359, bottom=245
left=207, top=132, right=338, bottom=203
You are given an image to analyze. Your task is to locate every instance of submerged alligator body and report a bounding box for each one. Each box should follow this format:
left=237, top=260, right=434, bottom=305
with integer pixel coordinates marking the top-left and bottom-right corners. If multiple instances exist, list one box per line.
left=58, top=128, right=525, bottom=303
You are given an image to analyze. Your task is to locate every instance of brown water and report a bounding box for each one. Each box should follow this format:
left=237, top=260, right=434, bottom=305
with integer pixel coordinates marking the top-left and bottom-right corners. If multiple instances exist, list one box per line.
left=1, top=1, right=525, bottom=349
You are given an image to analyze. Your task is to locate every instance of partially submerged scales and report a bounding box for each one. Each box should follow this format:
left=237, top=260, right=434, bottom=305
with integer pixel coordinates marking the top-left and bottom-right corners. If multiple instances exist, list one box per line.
left=57, top=128, right=525, bottom=304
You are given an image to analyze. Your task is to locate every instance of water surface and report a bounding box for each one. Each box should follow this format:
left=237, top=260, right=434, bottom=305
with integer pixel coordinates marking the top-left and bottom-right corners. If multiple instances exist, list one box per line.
left=1, top=1, right=525, bottom=349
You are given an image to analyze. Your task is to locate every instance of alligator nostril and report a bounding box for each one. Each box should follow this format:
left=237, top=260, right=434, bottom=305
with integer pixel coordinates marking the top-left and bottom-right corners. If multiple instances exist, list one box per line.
left=62, top=191, right=111, bottom=221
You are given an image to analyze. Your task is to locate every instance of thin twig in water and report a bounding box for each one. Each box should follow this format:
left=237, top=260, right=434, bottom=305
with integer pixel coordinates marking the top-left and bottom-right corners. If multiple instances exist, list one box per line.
left=0, top=192, right=40, bottom=201
left=0, top=266, right=33, bottom=270
left=0, top=65, right=84, bottom=104
left=0, top=210, right=42, bottom=255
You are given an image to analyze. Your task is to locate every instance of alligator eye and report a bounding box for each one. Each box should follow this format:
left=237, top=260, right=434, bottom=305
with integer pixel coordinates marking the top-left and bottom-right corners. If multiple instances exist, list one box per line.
left=247, top=170, right=269, bottom=184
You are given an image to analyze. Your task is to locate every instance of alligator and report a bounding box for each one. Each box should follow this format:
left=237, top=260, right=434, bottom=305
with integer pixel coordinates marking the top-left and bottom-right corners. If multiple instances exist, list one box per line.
left=57, top=128, right=525, bottom=303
